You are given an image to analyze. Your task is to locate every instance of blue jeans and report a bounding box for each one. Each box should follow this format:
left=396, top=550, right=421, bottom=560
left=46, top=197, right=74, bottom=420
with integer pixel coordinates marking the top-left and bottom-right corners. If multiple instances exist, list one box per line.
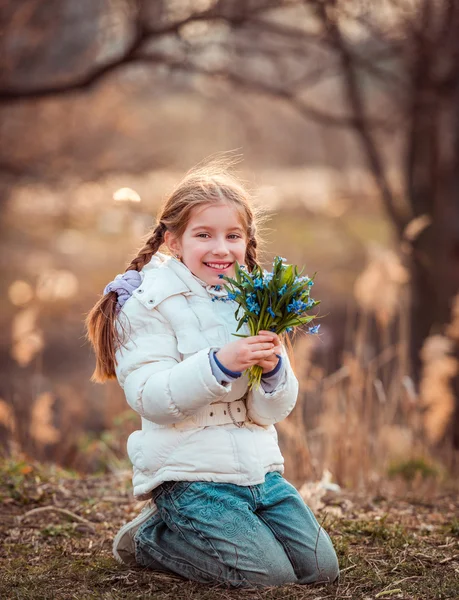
left=134, top=471, right=339, bottom=588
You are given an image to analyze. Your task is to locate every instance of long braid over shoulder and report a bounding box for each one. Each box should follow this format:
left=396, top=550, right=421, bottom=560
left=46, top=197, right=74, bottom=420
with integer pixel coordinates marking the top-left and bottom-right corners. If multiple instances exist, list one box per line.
left=126, top=222, right=166, bottom=272
left=85, top=154, right=272, bottom=383
left=85, top=222, right=168, bottom=382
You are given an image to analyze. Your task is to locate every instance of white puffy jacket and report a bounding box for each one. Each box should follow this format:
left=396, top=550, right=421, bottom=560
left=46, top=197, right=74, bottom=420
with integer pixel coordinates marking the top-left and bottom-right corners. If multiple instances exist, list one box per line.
left=114, top=252, right=299, bottom=499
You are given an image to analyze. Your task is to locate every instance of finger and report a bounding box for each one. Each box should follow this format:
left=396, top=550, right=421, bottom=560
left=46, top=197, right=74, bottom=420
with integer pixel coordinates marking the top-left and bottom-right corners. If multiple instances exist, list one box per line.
left=257, top=330, right=276, bottom=338
left=257, top=357, right=276, bottom=366
left=251, top=349, right=277, bottom=359
left=248, top=334, right=274, bottom=344
left=249, top=342, right=275, bottom=352
left=258, top=331, right=280, bottom=343
left=256, top=361, right=276, bottom=371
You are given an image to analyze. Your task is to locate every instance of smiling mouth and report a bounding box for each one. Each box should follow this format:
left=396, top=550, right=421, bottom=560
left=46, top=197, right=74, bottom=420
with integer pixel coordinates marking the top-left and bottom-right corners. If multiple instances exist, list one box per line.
left=204, top=262, right=233, bottom=271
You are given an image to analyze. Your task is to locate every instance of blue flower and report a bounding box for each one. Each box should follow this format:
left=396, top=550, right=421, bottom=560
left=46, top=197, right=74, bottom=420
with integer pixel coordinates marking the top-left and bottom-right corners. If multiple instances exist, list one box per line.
left=253, top=277, right=264, bottom=290
left=295, top=275, right=312, bottom=285
left=287, top=299, right=304, bottom=314
left=247, top=296, right=260, bottom=315
left=214, top=285, right=222, bottom=291
left=305, top=298, right=315, bottom=309
left=308, top=324, right=320, bottom=334
left=273, top=256, right=287, bottom=265
left=263, top=271, right=273, bottom=283
left=278, top=284, right=287, bottom=296
left=286, top=327, right=293, bottom=333
left=269, top=326, right=277, bottom=332
left=218, top=274, right=224, bottom=279
left=267, top=307, right=276, bottom=318
left=228, top=292, right=237, bottom=301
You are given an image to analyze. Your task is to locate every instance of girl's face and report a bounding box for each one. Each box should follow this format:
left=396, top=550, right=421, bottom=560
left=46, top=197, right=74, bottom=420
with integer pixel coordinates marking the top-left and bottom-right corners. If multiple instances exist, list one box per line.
left=166, top=203, right=248, bottom=285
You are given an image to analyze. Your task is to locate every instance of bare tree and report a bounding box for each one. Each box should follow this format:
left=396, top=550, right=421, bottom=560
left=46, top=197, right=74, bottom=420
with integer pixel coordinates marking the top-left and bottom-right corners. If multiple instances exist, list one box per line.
left=312, top=0, right=459, bottom=446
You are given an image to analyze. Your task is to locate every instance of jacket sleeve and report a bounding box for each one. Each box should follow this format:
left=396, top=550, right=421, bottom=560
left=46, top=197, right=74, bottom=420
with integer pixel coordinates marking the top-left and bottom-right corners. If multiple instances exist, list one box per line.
left=246, top=345, right=299, bottom=426
left=114, top=302, right=233, bottom=425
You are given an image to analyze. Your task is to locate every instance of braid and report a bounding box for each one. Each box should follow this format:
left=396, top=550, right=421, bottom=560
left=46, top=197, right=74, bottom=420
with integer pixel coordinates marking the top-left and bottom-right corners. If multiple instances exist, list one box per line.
left=85, top=221, right=167, bottom=383
left=245, top=236, right=262, bottom=273
left=126, top=222, right=166, bottom=272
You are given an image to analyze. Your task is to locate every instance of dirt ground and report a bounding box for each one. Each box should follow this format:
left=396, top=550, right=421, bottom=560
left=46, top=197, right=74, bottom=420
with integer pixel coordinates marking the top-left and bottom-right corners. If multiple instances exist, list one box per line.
left=1, top=457, right=458, bottom=600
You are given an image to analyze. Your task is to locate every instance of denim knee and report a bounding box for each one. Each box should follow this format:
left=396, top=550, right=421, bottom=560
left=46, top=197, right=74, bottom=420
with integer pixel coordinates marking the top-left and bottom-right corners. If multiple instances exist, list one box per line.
left=317, top=546, right=340, bottom=583
left=308, top=530, right=340, bottom=584
left=237, top=561, right=296, bottom=588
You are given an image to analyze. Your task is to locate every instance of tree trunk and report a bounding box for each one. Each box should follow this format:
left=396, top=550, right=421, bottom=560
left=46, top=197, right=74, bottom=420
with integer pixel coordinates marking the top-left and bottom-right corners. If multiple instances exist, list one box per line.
left=407, top=87, right=459, bottom=446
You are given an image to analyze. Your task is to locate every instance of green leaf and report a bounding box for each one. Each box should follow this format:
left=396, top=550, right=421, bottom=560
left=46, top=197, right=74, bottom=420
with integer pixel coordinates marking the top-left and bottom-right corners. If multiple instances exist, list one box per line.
left=223, top=276, right=240, bottom=288
left=239, top=269, right=254, bottom=287
left=236, top=319, right=246, bottom=332
left=280, top=264, right=294, bottom=286
left=297, top=315, right=316, bottom=325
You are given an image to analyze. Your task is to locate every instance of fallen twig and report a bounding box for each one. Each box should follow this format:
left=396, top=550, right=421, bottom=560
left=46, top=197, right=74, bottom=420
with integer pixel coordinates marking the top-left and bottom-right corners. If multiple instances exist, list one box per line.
left=375, top=589, right=402, bottom=598
left=439, top=553, right=459, bottom=565
left=375, top=575, right=421, bottom=598
left=438, top=540, right=457, bottom=548
left=340, top=564, right=358, bottom=573
left=17, top=506, right=96, bottom=530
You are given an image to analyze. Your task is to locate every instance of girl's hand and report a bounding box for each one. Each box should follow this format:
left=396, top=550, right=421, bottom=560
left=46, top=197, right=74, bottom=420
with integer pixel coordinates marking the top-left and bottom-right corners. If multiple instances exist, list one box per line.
left=255, top=331, right=283, bottom=374
left=215, top=333, right=277, bottom=373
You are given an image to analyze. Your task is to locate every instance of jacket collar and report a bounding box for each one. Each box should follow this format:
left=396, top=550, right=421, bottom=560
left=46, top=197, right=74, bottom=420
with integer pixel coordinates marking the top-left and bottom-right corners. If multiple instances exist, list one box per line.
left=139, top=252, right=227, bottom=306
left=135, top=253, right=229, bottom=353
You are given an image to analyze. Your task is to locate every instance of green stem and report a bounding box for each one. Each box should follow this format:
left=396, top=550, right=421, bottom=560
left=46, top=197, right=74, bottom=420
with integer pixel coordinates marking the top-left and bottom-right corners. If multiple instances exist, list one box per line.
left=257, top=294, right=269, bottom=333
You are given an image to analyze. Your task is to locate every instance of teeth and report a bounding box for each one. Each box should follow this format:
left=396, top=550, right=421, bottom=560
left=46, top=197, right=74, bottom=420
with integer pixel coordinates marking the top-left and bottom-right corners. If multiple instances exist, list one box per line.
left=206, top=263, right=232, bottom=269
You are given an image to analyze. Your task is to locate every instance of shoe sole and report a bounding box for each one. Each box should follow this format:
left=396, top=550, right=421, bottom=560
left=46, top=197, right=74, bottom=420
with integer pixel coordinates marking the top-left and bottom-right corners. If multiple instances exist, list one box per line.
left=112, top=503, right=159, bottom=565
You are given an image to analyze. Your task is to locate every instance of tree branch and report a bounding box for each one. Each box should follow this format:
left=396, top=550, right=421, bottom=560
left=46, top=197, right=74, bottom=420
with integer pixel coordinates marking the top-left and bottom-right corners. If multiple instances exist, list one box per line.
left=137, top=52, right=397, bottom=130
left=315, top=2, right=407, bottom=237
left=0, top=1, right=252, bottom=102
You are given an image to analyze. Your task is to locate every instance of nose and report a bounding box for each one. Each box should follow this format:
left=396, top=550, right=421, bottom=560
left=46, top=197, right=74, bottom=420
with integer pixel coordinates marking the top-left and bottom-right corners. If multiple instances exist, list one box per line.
left=211, top=236, right=231, bottom=257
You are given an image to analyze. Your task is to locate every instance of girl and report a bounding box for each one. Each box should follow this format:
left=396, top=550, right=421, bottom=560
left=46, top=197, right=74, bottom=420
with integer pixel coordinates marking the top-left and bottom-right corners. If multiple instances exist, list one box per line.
left=85, top=157, right=339, bottom=589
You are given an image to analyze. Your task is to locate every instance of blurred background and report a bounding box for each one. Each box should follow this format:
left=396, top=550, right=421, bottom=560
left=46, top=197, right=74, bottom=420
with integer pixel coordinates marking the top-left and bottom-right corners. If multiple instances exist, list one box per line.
left=1, top=0, right=458, bottom=492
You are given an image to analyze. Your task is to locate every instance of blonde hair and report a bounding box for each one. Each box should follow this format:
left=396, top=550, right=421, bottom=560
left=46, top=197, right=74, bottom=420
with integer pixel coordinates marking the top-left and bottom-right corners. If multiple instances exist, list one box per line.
left=85, top=154, right=284, bottom=382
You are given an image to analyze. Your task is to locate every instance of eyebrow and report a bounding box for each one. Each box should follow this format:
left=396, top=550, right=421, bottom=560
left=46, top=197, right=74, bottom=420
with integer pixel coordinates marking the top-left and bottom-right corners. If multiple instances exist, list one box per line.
left=190, top=225, right=244, bottom=233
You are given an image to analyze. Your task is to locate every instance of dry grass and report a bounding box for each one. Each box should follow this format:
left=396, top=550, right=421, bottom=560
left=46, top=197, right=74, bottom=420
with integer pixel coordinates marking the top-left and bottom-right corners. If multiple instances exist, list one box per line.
left=1, top=456, right=459, bottom=600
left=1, top=207, right=458, bottom=506
left=276, top=262, right=459, bottom=490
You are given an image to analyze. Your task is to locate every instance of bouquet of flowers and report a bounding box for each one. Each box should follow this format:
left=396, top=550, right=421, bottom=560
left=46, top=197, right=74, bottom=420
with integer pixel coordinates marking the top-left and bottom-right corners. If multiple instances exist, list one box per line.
left=219, top=256, right=321, bottom=390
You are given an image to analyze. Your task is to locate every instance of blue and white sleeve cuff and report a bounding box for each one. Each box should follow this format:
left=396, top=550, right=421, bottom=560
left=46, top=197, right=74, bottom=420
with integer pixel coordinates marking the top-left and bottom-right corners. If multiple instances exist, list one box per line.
left=209, top=349, right=285, bottom=393
left=260, top=355, right=285, bottom=393
left=209, top=349, right=242, bottom=386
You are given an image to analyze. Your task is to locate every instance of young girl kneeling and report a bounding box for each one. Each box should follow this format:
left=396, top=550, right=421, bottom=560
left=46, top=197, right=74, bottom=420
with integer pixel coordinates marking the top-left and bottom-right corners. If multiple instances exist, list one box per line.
left=86, top=158, right=339, bottom=589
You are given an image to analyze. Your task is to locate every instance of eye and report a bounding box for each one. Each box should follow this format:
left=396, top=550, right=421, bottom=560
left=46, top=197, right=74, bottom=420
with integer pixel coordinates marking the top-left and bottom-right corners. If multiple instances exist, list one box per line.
left=196, top=233, right=241, bottom=239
